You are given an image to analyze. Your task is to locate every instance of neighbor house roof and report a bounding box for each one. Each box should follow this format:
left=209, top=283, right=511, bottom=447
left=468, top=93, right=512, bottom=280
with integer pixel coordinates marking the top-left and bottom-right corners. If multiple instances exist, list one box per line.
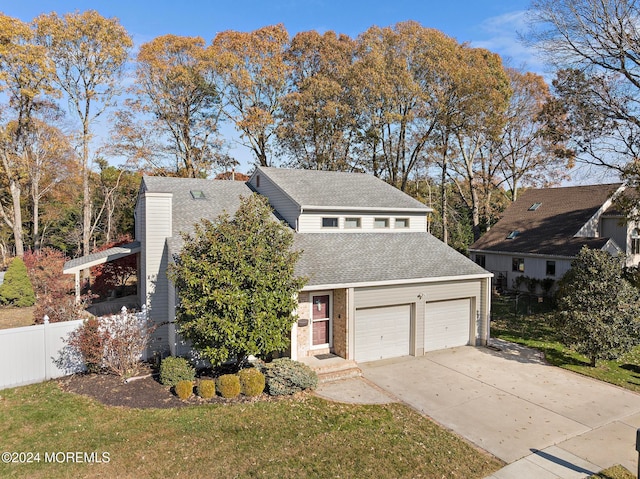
left=63, top=241, right=141, bottom=274
left=255, top=167, right=431, bottom=212
left=470, top=183, right=623, bottom=257
left=295, top=233, right=489, bottom=288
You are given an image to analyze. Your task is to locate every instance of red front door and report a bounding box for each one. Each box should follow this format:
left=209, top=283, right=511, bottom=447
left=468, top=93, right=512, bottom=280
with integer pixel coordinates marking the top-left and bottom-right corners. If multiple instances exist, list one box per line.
left=312, top=294, right=330, bottom=346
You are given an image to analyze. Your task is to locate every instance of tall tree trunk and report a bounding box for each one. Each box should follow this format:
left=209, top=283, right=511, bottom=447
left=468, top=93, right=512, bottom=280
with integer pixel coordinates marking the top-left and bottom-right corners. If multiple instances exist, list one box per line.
left=32, top=185, right=40, bottom=251
left=441, top=157, right=448, bottom=246
left=9, top=179, right=24, bottom=257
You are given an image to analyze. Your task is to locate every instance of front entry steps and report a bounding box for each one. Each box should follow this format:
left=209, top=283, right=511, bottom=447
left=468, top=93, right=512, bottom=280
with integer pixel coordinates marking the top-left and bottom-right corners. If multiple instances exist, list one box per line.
left=299, top=354, right=362, bottom=383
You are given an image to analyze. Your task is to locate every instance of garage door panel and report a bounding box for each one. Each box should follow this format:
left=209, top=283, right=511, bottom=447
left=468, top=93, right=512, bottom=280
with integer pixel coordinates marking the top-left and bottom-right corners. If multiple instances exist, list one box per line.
left=425, top=299, right=471, bottom=352
left=355, top=304, right=410, bottom=362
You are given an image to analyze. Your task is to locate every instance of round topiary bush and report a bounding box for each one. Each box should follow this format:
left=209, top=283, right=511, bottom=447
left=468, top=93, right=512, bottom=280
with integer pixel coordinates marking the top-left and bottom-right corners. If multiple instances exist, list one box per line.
left=159, top=356, right=195, bottom=387
left=174, top=380, right=193, bottom=400
left=197, top=379, right=216, bottom=399
left=216, top=374, right=241, bottom=398
left=263, top=358, right=318, bottom=396
left=239, top=367, right=265, bottom=397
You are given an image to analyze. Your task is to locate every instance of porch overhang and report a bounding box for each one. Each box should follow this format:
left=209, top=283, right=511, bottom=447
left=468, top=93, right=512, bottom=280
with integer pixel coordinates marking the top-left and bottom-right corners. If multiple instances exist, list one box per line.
left=63, top=241, right=141, bottom=300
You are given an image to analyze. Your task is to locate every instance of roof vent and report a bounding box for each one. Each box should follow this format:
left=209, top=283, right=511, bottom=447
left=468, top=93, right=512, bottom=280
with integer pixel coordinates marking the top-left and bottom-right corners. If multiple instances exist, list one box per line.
left=190, top=190, right=205, bottom=199
left=528, top=202, right=542, bottom=211
left=506, top=230, right=520, bottom=240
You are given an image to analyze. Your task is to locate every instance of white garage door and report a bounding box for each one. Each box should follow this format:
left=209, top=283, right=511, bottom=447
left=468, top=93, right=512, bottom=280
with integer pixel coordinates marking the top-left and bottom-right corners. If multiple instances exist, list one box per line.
left=355, top=304, right=411, bottom=362
left=424, top=298, right=471, bottom=352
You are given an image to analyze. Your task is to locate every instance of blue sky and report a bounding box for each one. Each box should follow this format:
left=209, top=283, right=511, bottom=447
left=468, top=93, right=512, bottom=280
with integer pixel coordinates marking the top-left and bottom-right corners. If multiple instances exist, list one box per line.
left=2, top=0, right=541, bottom=173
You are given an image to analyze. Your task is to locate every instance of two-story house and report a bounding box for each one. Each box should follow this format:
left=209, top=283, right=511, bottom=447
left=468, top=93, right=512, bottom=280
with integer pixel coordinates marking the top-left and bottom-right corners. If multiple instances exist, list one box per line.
left=66, top=167, right=492, bottom=363
left=469, top=183, right=640, bottom=292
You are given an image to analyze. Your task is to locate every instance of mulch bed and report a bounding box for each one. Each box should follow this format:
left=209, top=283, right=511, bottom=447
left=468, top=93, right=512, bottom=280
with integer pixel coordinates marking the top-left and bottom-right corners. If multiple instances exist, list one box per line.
left=58, top=365, right=276, bottom=409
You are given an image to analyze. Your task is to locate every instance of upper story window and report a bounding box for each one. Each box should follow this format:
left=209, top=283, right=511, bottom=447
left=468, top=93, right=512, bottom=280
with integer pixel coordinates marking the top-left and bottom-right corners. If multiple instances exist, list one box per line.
left=374, top=218, right=389, bottom=228
left=512, top=257, right=525, bottom=272
left=322, top=217, right=338, bottom=228
left=632, top=228, right=640, bottom=255
left=344, top=217, right=361, bottom=229
left=256, top=175, right=260, bottom=188
left=546, top=260, right=556, bottom=276
left=475, top=254, right=486, bottom=268
left=395, top=218, right=410, bottom=229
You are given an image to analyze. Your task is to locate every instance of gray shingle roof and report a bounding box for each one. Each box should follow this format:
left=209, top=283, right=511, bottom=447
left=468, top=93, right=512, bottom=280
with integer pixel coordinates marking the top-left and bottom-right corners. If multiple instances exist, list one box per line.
left=143, top=175, right=486, bottom=286
left=143, top=176, right=254, bottom=238
left=294, top=233, right=488, bottom=287
left=256, top=167, right=430, bottom=211
left=63, top=241, right=141, bottom=273
left=470, top=183, right=622, bottom=257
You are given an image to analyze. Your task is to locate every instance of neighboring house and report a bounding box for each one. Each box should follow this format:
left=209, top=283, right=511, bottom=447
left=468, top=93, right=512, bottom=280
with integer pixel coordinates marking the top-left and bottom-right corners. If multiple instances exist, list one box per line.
left=469, top=183, right=639, bottom=292
left=65, top=167, right=492, bottom=363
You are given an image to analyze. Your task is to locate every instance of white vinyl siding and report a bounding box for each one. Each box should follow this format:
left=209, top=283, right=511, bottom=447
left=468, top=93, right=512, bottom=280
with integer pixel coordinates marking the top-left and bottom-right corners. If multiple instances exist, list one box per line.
left=355, top=304, right=411, bottom=362
left=478, top=252, right=573, bottom=287
left=249, top=172, right=300, bottom=228
left=298, top=212, right=427, bottom=233
left=424, top=299, right=471, bottom=352
left=140, top=192, right=173, bottom=353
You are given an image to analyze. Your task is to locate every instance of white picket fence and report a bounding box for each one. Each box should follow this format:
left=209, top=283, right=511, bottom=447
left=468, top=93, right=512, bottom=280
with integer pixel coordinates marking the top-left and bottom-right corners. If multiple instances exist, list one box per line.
left=0, top=319, right=85, bottom=390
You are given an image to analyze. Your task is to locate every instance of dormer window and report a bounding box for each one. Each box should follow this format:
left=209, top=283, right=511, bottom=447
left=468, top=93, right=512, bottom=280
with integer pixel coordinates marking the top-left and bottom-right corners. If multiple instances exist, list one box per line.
left=374, top=218, right=389, bottom=228
left=344, top=217, right=361, bottom=229
left=528, top=202, right=542, bottom=211
left=322, top=217, right=338, bottom=228
left=395, top=218, right=410, bottom=229
left=506, top=230, right=520, bottom=240
left=190, top=190, right=205, bottom=199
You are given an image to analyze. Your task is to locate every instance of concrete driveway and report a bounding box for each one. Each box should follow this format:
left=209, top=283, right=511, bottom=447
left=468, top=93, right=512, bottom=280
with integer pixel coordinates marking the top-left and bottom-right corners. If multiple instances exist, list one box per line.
left=356, top=340, right=640, bottom=477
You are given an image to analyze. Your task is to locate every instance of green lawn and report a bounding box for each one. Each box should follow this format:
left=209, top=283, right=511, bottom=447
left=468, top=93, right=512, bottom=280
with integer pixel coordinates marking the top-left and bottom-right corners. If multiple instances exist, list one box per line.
left=0, top=380, right=503, bottom=478
left=491, top=295, right=640, bottom=393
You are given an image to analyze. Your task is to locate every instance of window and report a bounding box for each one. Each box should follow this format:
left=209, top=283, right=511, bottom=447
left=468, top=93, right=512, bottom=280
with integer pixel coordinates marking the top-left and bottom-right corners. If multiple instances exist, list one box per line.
left=344, top=217, right=361, bottom=229
left=506, top=230, right=520, bottom=240
left=632, top=229, right=640, bottom=255
left=190, top=190, right=205, bottom=199
left=395, top=218, right=410, bottom=229
left=374, top=218, right=389, bottom=228
left=528, top=202, right=542, bottom=211
left=322, top=217, right=338, bottom=228
left=546, top=261, right=556, bottom=276
left=475, top=254, right=486, bottom=268
left=512, top=258, right=525, bottom=272
left=256, top=175, right=260, bottom=188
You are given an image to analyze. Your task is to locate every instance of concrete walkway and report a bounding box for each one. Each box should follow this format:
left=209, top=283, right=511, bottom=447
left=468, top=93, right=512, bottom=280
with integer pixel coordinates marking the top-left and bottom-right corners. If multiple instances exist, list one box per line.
left=314, top=340, right=640, bottom=478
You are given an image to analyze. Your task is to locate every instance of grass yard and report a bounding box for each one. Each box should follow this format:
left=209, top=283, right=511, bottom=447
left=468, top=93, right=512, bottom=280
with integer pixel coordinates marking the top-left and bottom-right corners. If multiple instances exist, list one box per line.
left=491, top=295, right=640, bottom=393
left=0, top=380, right=503, bottom=479
left=589, top=465, right=636, bottom=479
left=0, top=306, right=35, bottom=329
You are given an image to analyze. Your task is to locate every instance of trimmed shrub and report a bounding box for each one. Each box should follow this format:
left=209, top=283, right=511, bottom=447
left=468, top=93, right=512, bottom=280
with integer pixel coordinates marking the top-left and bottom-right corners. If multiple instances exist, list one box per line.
left=216, top=374, right=241, bottom=398
left=239, top=368, right=265, bottom=397
left=197, top=379, right=216, bottom=399
left=263, top=358, right=318, bottom=396
left=0, top=257, right=35, bottom=307
left=159, top=356, right=195, bottom=387
left=174, top=380, right=193, bottom=400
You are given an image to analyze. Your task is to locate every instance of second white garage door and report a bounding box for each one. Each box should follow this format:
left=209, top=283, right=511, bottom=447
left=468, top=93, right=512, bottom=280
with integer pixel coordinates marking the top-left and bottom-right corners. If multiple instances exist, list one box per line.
left=424, top=298, right=471, bottom=352
left=355, top=304, right=411, bottom=362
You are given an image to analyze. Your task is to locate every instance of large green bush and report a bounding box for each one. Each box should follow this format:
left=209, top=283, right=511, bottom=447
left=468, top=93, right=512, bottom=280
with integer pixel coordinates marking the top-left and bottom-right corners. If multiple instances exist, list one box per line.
left=0, top=257, right=35, bottom=307
left=263, top=358, right=317, bottom=396
left=159, top=356, right=195, bottom=387
left=168, top=194, right=307, bottom=367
